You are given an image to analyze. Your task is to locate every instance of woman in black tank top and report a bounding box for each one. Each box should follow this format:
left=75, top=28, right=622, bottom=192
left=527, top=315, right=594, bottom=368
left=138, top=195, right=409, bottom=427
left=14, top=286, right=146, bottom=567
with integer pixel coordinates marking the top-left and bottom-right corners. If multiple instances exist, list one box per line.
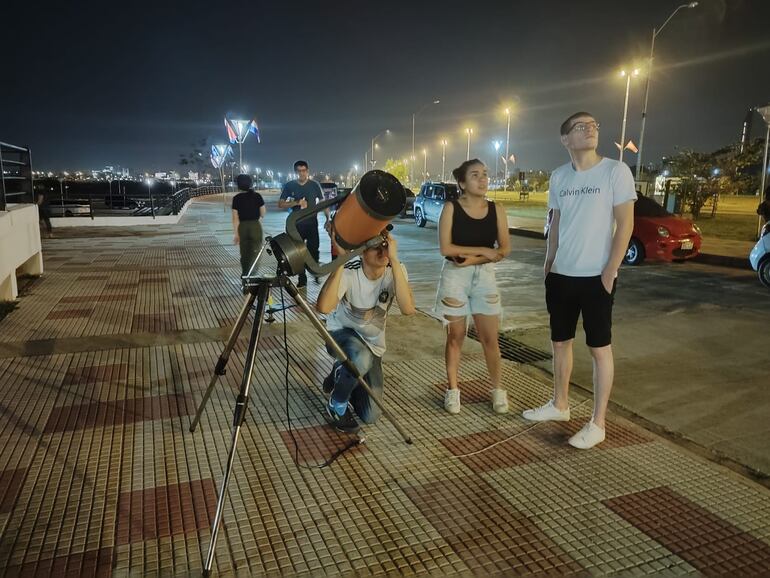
left=436, top=159, right=511, bottom=415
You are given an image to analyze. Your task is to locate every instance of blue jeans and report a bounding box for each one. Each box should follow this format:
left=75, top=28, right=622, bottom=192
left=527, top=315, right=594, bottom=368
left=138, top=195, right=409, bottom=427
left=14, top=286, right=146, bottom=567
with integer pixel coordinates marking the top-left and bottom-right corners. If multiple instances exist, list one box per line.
left=326, top=328, right=383, bottom=424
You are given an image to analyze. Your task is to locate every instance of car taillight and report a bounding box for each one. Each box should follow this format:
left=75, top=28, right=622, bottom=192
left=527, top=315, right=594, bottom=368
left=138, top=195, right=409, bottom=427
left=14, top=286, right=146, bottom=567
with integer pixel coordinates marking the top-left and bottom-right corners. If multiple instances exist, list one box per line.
left=657, top=226, right=670, bottom=238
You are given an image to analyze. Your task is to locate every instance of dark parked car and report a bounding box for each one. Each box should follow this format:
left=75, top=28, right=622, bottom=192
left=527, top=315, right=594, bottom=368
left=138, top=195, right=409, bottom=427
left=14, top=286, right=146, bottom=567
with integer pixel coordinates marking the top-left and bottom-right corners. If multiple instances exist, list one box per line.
left=104, top=197, right=145, bottom=210
left=413, top=182, right=460, bottom=227
left=320, top=182, right=338, bottom=201
left=400, top=188, right=415, bottom=217
left=624, top=193, right=702, bottom=265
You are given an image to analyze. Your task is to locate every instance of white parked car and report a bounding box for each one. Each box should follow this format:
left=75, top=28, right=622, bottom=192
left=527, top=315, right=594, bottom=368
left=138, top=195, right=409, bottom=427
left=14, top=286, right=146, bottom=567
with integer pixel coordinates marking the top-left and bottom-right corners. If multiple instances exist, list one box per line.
left=48, top=202, right=91, bottom=217
left=749, top=222, right=770, bottom=288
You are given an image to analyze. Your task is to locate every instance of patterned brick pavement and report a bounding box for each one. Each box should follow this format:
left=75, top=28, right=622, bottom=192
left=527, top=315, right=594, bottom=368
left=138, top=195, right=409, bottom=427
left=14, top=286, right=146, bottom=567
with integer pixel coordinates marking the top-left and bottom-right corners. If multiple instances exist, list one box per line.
left=0, top=196, right=769, bottom=576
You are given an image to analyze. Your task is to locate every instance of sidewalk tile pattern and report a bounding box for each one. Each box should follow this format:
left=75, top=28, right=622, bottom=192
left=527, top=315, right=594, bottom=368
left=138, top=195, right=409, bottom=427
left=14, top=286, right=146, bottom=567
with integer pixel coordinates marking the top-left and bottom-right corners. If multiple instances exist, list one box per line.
left=0, top=196, right=768, bottom=577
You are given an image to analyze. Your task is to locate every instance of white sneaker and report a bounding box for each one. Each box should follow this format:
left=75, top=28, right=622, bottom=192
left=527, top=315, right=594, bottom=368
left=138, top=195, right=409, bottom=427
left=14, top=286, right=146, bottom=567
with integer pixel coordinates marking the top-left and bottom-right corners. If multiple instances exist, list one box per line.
left=522, top=399, right=570, bottom=422
left=568, top=420, right=606, bottom=449
left=490, top=388, right=509, bottom=414
left=444, top=389, right=461, bottom=414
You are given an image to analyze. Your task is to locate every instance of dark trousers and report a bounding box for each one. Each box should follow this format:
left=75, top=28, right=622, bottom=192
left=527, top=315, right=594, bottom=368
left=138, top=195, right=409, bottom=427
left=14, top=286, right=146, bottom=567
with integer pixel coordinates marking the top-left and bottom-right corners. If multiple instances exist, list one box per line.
left=297, top=222, right=319, bottom=283
left=238, top=220, right=263, bottom=277
left=326, top=328, right=383, bottom=424
left=39, top=208, right=52, bottom=234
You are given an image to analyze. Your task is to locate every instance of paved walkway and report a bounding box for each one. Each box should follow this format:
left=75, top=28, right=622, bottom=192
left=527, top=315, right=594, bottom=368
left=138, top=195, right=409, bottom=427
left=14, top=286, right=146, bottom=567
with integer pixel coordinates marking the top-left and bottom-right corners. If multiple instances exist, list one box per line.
left=1, top=195, right=769, bottom=576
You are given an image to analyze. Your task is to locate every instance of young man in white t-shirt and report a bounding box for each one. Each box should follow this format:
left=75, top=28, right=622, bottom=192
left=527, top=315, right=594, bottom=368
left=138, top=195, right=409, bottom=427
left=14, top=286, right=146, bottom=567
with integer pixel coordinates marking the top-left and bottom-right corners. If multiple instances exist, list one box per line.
left=522, top=112, right=636, bottom=449
left=316, top=231, right=415, bottom=433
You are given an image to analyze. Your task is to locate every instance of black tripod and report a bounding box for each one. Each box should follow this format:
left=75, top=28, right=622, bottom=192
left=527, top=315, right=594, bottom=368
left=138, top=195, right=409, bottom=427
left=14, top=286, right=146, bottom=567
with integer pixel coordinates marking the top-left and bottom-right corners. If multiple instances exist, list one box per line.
left=189, top=242, right=413, bottom=576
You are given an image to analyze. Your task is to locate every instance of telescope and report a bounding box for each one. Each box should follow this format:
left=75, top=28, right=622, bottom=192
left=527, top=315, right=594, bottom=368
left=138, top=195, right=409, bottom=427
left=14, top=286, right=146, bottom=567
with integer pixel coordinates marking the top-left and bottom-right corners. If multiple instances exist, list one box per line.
left=266, top=169, right=406, bottom=279
left=190, top=170, right=409, bottom=576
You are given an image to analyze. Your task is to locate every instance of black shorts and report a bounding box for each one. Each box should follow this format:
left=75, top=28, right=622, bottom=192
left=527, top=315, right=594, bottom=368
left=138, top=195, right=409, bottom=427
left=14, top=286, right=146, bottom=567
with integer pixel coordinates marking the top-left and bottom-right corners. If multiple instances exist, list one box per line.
left=545, top=272, right=616, bottom=347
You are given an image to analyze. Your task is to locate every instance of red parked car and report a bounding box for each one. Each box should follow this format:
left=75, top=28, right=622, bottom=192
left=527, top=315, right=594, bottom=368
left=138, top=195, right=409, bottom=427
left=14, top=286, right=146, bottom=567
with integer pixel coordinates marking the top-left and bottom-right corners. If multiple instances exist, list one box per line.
left=624, top=194, right=702, bottom=265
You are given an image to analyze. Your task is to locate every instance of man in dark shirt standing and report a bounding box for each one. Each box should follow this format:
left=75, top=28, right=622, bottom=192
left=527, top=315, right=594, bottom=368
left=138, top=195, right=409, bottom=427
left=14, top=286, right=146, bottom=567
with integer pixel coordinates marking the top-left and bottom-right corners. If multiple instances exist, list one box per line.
left=278, top=160, right=326, bottom=287
left=232, top=174, right=266, bottom=277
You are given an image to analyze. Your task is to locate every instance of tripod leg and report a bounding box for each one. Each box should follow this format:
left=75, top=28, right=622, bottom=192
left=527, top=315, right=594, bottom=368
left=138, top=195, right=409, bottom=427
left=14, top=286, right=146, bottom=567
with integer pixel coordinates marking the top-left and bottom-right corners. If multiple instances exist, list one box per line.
left=203, top=282, right=270, bottom=576
left=282, top=278, right=413, bottom=445
left=190, top=290, right=256, bottom=433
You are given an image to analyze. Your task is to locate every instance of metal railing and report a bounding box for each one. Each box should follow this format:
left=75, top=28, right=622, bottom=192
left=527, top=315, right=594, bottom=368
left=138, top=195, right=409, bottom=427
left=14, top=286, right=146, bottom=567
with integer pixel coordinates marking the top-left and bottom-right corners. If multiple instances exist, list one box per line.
left=0, top=142, right=33, bottom=211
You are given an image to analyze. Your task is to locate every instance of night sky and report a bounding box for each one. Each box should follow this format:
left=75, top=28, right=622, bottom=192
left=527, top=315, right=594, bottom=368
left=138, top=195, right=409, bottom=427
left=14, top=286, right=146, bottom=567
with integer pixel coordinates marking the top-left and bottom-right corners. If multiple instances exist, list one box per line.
left=2, top=0, right=769, bottom=177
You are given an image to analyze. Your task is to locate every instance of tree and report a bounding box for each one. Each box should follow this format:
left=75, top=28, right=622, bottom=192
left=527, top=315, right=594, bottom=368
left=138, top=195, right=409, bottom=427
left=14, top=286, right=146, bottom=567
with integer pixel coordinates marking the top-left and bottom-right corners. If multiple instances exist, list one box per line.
left=667, top=149, right=718, bottom=219
left=667, top=139, right=765, bottom=218
left=715, top=138, right=764, bottom=196
left=383, top=158, right=409, bottom=185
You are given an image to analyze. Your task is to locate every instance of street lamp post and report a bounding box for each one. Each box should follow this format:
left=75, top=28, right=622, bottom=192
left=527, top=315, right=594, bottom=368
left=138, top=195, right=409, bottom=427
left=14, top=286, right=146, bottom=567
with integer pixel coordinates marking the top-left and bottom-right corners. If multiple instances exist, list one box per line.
left=636, top=2, right=699, bottom=179
left=493, top=141, right=502, bottom=186
left=422, top=149, right=428, bottom=182
left=440, top=139, right=447, bottom=182
left=466, top=128, right=473, bottom=160
left=619, top=69, right=640, bottom=163
left=146, top=179, right=156, bottom=219
left=504, top=108, right=511, bottom=190
left=411, top=99, right=440, bottom=184
left=370, top=129, right=389, bottom=169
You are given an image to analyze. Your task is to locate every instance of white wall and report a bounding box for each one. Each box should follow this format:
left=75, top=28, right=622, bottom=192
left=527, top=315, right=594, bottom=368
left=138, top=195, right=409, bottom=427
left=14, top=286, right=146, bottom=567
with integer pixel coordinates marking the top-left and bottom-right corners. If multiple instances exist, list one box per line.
left=0, top=204, right=43, bottom=301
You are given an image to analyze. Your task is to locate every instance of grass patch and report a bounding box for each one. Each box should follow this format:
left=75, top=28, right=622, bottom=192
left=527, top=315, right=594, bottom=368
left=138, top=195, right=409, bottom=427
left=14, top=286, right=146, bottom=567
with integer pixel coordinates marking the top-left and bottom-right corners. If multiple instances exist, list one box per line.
left=691, top=213, right=759, bottom=242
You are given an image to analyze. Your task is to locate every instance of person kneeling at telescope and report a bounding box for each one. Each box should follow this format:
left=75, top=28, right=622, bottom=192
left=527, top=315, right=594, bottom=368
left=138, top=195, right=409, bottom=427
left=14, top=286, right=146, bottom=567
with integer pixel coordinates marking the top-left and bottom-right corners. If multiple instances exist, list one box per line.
left=315, top=230, right=416, bottom=433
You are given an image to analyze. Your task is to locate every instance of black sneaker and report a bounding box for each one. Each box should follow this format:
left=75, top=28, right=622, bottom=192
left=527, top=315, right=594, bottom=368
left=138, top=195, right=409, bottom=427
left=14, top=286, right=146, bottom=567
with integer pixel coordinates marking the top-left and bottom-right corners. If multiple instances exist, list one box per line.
left=297, top=277, right=307, bottom=288
left=322, top=372, right=335, bottom=395
left=325, top=403, right=360, bottom=434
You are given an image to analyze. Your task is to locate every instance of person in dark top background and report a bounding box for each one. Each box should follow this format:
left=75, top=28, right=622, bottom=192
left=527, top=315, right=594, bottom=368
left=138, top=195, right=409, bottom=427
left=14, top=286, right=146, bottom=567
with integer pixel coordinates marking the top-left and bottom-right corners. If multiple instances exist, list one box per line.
left=232, top=174, right=265, bottom=277
left=36, top=192, right=53, bottom=238
left=278, top=160, right=327, bottom=287
left=757, top=185, right=770, bottom=223
left=435, top=159, right=510, bottom=416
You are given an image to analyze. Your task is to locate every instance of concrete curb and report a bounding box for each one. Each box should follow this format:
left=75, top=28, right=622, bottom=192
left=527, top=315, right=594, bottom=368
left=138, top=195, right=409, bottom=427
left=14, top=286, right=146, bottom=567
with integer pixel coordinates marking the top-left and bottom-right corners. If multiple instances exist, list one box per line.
left=692, top=253, right=751, bottom=270
left=508, top=227, right=545, bottom=240
left=507, top=227, right=752, bottom=270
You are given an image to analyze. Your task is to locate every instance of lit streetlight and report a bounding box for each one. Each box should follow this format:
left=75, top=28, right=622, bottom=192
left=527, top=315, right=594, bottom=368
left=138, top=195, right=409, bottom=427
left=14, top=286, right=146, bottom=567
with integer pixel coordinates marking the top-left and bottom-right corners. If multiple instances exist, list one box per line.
left=493, top=140, right=502, bottom=186
left=619, top=68, right=640, bottom=163
left=637, top=2, right=699, bottom=179
left=465, top=128, right=473, bottom=161
left=440, top=139, right=448, bottom=182
left=504, top=107, right=512, bottom=189
left=411, top=99, right=440, bottom=184
left=371, top=129, right=390, bottom=169
left=145, top=178, right=156, bottom=219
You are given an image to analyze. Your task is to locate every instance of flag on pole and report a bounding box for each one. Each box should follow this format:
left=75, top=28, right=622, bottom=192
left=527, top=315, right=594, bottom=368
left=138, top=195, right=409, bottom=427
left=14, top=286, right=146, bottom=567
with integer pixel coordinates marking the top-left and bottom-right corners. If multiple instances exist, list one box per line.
left=210, top=144, right=231, bottom=169
left=248, top=119, right=261, bottom=143
left=224, top=118, right=238, bottom=143
left=615, top=140, right=638, bottom=153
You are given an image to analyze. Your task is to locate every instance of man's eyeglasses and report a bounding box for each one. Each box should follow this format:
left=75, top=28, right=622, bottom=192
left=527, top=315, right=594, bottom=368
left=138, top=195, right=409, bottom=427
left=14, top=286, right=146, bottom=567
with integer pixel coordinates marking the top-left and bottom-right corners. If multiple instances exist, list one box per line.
left=568, top=121, right=600, bottom=134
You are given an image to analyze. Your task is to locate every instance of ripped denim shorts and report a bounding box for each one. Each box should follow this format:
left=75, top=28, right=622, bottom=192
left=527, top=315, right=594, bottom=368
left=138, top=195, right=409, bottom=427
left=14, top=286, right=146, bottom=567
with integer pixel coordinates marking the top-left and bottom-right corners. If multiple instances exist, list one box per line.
left=434, top=260, right=501, bottom=321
